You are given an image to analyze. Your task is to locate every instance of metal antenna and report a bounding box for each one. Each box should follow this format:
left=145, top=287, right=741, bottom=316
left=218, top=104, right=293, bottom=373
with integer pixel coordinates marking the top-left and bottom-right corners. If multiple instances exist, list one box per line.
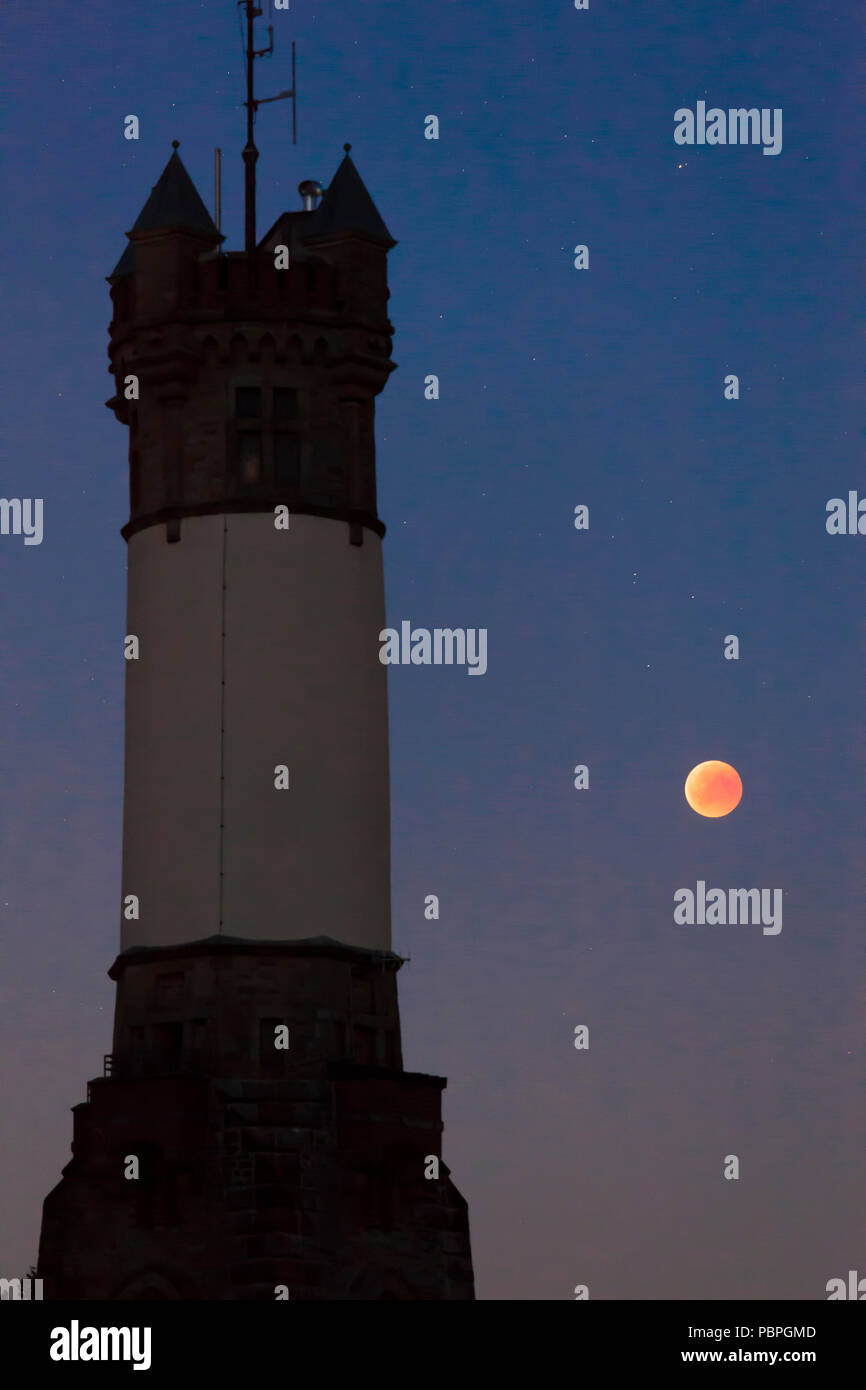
left=238, top=1, right=297, bottom=261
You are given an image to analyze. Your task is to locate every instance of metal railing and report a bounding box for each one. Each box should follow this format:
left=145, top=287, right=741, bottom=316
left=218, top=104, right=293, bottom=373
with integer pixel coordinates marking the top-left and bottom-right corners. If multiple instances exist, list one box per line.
left=101, top=1051, right=218, bottom=1081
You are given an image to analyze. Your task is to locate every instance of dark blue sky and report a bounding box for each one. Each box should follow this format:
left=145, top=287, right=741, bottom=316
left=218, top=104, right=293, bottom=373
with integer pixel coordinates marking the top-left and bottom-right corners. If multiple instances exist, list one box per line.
left=1, top=0, right=862, bottom=1297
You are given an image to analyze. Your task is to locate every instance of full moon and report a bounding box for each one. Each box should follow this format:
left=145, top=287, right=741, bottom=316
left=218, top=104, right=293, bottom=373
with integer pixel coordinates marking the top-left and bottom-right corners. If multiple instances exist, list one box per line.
left=684, top=760, right=742, bottom=818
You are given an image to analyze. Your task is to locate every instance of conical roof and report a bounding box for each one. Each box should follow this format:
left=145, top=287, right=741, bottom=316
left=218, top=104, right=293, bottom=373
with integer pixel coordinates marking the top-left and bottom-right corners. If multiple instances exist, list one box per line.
left=307, top=150, right=394, bottom=246
left=110, top=144, right=220, bottom=277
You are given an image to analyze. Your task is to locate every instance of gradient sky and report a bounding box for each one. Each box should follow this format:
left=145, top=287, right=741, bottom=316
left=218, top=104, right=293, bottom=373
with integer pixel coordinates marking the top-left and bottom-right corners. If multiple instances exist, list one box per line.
left=0, top=0, right=863, bottom=1299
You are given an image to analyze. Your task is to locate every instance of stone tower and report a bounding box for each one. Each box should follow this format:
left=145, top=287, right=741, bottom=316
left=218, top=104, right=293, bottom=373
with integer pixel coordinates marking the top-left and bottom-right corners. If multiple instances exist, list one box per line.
left=37, top=144, right=474, bottom=1300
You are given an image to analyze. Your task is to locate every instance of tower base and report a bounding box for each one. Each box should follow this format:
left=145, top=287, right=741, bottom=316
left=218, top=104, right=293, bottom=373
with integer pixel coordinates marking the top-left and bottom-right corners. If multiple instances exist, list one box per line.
left=38, top=938, right=474, bottom=1300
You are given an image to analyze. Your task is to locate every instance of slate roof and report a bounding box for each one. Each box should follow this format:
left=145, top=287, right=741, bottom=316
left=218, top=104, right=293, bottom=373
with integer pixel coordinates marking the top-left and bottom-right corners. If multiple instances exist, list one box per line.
left=109, top=145, right=221, bottom=278
left=110, top=146, right=391, bottom=279
left=307, top=152, right=395, bottom=246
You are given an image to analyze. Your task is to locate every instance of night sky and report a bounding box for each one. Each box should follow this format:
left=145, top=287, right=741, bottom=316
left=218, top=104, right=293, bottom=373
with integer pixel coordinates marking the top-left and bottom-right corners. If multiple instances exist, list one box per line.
left=1, top=0, right=863, bottom=1299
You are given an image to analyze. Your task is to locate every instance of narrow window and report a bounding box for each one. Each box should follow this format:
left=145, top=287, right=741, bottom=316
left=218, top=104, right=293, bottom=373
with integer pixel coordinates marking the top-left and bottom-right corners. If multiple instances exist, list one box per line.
left=238, top=433, right=261, bottom=485
left=274, top=435, right=300, bottom=495
left=235, top=386, right=261, bottom=419
left=273, top=387, right=298, bottom=419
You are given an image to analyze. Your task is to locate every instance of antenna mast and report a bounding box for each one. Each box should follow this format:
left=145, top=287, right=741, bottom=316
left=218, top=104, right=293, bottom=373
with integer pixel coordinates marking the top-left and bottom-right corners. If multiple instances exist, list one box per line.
left=238, top=0, right=297, bottom=261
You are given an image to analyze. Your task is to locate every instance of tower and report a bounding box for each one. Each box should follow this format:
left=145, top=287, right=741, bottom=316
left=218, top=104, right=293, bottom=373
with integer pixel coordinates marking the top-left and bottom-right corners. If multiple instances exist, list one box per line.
left=37, top=127, right=474, bottom=1297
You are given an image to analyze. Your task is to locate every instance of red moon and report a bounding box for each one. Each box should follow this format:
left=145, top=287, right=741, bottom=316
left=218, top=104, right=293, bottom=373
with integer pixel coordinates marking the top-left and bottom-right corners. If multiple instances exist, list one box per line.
left=684, top=760, right=742, bottom=818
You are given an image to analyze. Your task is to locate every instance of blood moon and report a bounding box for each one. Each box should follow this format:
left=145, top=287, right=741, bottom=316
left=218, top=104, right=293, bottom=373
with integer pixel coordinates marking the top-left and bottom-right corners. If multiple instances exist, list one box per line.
left=684, top=760, right=742, bottom=818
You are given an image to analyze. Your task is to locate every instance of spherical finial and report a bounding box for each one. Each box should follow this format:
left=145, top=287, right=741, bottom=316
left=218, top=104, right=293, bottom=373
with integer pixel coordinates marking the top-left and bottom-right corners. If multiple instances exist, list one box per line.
left=172, top=139, right=180, bottom=150
left=343, top=142, right=352, bottom=154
